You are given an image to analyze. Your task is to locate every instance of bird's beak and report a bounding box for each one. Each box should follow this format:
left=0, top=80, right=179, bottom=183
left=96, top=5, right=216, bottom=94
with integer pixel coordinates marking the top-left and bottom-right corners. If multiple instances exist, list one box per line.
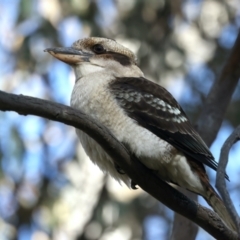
left=44, top=47, right=93, bottom=64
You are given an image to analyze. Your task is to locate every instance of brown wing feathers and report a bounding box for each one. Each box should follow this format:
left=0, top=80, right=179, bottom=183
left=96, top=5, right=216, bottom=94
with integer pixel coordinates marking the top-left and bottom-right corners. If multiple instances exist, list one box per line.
left=109, top=77, right=235, bottom=230
left=109, top=77, right=226, bottom=177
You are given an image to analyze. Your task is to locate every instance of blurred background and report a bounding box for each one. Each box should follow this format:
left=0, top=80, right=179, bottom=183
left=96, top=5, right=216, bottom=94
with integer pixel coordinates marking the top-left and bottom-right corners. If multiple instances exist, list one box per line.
left=0, top=0, right=240, bottom=239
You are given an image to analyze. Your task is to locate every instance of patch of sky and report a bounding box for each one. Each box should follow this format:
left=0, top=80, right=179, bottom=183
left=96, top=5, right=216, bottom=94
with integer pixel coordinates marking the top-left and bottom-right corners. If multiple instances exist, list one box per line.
left=0, top=185, right=17, bottom=219
left=40, top=159, right=69, bottom=189
left=177, top=63, right=214, bottom=107
left=0, top=113, right=44, bottom=183
left=13, top=73, right=47, bottom=98
left=0, top=113, right=13, bottom=152
left=167, top=77, right=186, bottom=102
left=183, top=0, right=203, bottom=21
left=34, top=142, right=68, bottom=182
left=58, top=16, right=83, bottom=46
left=16, top=17, right=42, bottom=37
left=197, top=227, right=215, bottom=240
left=179, top=64, right=212, bottom=107
left=18, top=225, right=32, bottom=240
left=0, top=0, right=20, bottom=28
left=41, top=122, right=76, bottom=163
left=0, top=117, right=25, bottom=181
left=29, top=34, right=53, bottom=63
left=178, top=80, right=201, bottom=106
left=219, top=24, right=238, bottom=49
left=0, top=53, right=15, bottom=75
left=96, top=0, right=117, bottom=27
left=0, top=0, right=20, bottom=75
left=188, top=63, right=214, bottom=93
left=1, top=156, right=23, bottom=183
left=144, top=215, right=168, bottom=240
left=16, top=115, right=45, bottom=141
left=47, top=133, right=76, bottom=163
left=48, top=61, right=73, bottom=104
left=22, top=146, right=44, bottom=183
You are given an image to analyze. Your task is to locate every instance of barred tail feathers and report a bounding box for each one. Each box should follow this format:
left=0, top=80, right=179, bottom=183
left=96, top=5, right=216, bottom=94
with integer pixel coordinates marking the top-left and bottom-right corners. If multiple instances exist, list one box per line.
left=204, top=184, right=237, bottom=231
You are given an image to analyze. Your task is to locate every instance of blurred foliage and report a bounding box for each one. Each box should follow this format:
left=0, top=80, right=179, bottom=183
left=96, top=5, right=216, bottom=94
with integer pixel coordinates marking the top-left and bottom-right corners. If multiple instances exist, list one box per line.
left=0, top=0, right=240, bottom=240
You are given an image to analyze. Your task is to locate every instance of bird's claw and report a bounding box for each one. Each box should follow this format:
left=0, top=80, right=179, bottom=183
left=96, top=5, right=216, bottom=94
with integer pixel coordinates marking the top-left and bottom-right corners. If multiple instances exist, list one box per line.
left=131, top=180, right=138, bottom=189
left=114, top=163, right=125, bottom=175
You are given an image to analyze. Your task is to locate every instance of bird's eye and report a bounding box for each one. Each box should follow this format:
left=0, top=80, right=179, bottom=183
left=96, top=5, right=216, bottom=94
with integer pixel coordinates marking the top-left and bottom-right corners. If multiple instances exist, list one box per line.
left=92, top=44, right=105, bottom=54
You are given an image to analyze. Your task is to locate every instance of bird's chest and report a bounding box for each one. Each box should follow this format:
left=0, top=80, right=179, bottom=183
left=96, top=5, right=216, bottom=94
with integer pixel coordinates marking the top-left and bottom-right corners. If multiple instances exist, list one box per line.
left=70, top=77, right=201, bottom=188
left=70, top=79, right=177, bottom=171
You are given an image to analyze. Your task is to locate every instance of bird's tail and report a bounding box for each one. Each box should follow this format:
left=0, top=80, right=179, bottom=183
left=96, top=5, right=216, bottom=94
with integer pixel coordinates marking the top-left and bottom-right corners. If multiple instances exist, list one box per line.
left=203, top=184, right=237, bottom=231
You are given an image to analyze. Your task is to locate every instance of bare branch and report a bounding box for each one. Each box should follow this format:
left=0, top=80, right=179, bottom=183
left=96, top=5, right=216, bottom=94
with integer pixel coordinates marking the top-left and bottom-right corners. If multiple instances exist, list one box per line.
left=216, top=125, right=240, bottom=233
left=196, top=31, right=240, bottom=145
left=0, top=91, right=239, bottom=240
left=170, top=190, right=198, bottom=240
left=171, top=30, right=240, bottom=240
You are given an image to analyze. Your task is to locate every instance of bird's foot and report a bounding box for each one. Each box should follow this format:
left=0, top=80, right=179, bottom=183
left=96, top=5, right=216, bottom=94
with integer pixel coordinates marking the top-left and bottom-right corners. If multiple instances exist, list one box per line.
left=114, top=163, right=125, bottom=175
left=131, top=180, right=138, bottom=190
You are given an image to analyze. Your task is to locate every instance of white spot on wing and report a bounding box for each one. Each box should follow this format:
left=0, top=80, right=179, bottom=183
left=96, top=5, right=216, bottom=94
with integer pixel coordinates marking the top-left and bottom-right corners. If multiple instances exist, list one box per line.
left=172, top=116, right=187, bottom=123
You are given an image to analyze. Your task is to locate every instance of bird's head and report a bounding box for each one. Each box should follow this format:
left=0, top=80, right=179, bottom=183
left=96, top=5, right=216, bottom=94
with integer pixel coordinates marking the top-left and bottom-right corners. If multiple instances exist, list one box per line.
left=45, top=37, right=143, bottom=79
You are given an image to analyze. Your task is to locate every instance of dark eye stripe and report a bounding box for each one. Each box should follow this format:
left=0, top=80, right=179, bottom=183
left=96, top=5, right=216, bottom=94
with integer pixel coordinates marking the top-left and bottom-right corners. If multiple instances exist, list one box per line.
left=105, top=52, right=131, bottom=66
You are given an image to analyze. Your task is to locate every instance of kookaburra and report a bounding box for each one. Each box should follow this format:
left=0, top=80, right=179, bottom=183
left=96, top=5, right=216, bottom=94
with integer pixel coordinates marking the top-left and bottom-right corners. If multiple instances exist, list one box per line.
left=45, top=37, right=236, bottom=231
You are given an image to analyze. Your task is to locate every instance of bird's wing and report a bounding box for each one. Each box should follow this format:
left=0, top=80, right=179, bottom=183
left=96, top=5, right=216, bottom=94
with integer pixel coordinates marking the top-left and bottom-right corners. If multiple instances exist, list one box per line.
left=109, top=77, right=224, bottom=176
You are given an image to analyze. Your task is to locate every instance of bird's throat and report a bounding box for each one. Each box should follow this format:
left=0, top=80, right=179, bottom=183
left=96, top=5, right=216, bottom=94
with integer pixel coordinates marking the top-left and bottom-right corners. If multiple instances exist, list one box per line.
left=74, top=63, right=104, bottom=80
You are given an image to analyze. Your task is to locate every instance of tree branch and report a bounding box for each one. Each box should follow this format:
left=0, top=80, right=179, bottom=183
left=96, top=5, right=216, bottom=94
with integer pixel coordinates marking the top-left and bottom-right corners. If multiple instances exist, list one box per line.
left=0, top=91, right=239, bottom=240
left=171, top=30, right=240, bottom=240
left=216, top=125, right=240, bottom=233
left=196, top=31, right=240, bottom=145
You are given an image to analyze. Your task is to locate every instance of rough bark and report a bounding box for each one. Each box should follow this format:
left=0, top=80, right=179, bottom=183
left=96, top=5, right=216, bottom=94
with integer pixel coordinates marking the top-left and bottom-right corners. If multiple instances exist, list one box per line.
left=0, top=91, right=239, bottom=240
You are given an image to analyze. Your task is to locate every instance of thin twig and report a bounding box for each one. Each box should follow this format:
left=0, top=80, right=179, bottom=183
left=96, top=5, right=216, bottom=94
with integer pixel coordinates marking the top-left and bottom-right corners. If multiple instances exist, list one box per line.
left=172, top=30, right=240, bottom=240
left=216, top=125, right=240, bottom=233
